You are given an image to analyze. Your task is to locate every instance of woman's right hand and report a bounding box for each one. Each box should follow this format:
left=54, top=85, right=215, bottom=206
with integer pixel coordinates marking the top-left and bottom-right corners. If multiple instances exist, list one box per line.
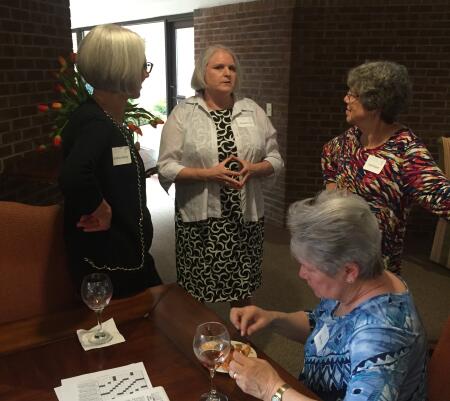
left=230, top=305, right=275, bottom=337
left=76, top=199, right=112, bottom=232
left=206, top=156, right=242, bottom=189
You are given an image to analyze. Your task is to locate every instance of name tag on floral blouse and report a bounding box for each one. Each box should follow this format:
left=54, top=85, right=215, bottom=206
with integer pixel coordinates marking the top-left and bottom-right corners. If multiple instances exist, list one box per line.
left=314, top=323, right=329, bottom=353
left=112, top=146, right=131, bottom=166
left=363, top=155, right=386, bottom=174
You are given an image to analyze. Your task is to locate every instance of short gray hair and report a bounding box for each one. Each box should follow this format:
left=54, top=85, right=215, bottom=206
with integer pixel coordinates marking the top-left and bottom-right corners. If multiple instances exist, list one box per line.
left=77, top=24, right=146, bottom=94
left=191, top=44, right=241, bottom=93
left=287, top=190, right=384, bottom=279
left=347, top=60, right=412, bottom=124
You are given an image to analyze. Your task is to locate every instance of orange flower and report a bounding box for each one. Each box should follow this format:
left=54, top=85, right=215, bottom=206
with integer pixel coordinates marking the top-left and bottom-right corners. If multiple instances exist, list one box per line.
left=127, top=123, right=143, bottom=135
left=37, top=144, right=47, bottom=152
left=55, top=83, right=66, bottom=93
left=37, top=54, right=160, bottom=154
left=53, top=135, right=62, bottom=147
left=58, top=56, right=67, bottom=72
left=57, top=56, right=67, bottom=66
left=149, top=117, right=164, bottom=128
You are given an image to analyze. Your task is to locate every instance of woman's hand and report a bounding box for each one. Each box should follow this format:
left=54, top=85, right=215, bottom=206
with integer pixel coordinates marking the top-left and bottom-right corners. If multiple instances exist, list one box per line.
left=76, top=199, right=112, bottom=232
left=229, top=156, right=274, bottom=187
left=230, top=305, right=275, bottom=337
left=229, top=352, right=284, bottom=401
left=206, top=156, right=242, bottom=189
left=231, top=156, right=256, bottom=186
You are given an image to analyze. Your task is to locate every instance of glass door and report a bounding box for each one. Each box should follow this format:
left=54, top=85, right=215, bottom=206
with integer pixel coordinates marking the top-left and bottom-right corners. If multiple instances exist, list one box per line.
left=71, top=14, right=194, bottom=168
left=166, top=18, right=195, bottom=114
left=126, top=22, right=167, bottom=165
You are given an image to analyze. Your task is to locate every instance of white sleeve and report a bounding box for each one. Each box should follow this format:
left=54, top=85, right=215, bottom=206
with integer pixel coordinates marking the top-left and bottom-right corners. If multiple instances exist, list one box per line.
left=251, top=102, right=283, bottom=178
left=157, top=105, right=187, bottom=192
left=263, top=112, right=284, bottom=176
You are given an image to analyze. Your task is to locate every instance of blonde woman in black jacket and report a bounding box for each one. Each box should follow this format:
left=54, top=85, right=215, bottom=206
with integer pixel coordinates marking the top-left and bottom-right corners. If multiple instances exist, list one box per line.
left=59, top=24, right=161, bottom=297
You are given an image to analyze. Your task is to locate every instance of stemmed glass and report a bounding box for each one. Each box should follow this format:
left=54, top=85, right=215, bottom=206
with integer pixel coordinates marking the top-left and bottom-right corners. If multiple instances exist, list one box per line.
left=193, top=322, right=231, bottom=401
left=80, top=272, right=113, bottom=345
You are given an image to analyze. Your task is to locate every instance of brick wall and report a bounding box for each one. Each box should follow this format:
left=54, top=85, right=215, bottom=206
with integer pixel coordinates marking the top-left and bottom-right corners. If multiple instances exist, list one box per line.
left=194, top=0, right=296, bottom=226
left=0, top=0, right=447, bottom=244
left=196, top=0, right=449, bottom=246
left=288, top=0, right=450, bottom=245
left=0, top=0, right=71, bottom=204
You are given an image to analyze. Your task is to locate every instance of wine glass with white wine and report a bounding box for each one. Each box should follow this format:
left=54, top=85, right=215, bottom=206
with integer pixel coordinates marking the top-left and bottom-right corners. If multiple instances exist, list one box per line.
left=81, top=272, right=113, bottom=345
left=193, top=321, right=231, bottom=401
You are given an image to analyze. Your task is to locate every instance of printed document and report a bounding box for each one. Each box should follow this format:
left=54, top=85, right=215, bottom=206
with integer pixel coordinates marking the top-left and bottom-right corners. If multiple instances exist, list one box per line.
left=54, top=362, right=169, bottom=401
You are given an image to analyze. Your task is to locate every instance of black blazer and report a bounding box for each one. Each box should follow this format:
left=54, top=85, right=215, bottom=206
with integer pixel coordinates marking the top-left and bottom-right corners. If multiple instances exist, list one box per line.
left=59, top=98, right=161, bottom=297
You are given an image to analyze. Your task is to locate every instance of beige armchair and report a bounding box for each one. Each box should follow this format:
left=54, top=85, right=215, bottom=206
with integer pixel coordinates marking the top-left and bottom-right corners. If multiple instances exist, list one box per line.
left=430, top=137, right=450, bottom=268
left=0, top=201, right=80, bottom=324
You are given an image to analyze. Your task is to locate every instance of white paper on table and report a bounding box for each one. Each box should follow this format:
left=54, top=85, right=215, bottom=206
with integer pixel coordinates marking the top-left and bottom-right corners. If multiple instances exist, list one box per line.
left=53, top=385, right=64, bottom=401
left=56, top=362, right=158, bottom=401
left=76, top=318, right=125, bottom=351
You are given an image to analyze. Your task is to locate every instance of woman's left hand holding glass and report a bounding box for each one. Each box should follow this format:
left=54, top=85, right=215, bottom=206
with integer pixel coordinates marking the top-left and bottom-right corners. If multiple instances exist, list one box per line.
left=229, top=352, right=284, bottom=401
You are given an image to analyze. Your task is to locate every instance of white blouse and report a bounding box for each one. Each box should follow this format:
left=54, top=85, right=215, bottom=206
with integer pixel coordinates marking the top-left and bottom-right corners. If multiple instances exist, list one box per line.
left=157, top=96, right=284, bottom=222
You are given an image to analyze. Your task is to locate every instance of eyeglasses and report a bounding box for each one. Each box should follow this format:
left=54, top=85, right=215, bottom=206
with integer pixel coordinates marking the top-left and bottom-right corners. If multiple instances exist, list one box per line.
left=143, top=61, right=154, bottom=74
left=345, top=91, right=359, bottom=102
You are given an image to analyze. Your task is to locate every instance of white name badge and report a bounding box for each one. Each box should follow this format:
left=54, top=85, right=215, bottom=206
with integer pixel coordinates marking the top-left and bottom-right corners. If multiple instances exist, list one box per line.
left=237, top=116, right=254, bottom=127
left=112, top=146, right=131, bottom=166
left=314, top=323, right=329, bottom=353
left=363, top=154, right=386, bottom=174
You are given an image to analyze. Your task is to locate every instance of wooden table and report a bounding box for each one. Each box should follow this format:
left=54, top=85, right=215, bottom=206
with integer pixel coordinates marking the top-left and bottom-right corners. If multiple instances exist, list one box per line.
left=0, top=283, right=317, bottom=401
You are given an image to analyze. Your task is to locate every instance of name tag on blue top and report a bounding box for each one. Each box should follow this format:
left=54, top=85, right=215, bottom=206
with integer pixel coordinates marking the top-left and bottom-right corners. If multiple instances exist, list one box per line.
left=314, top=323, right=329, bottom=353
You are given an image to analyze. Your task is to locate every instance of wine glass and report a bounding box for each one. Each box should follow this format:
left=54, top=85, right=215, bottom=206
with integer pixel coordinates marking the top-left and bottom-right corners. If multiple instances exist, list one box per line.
left=80, top=272, right=113, bottom=345
left=193, top=322, right=231, bottom=401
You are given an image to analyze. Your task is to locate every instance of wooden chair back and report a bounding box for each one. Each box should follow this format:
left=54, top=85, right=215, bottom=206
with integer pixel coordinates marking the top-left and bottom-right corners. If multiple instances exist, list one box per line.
left=430, top=137, right=450, bottom=268
left=428, top=316, right=450, bottom=401
left=0, top=201, right=79, bottom=324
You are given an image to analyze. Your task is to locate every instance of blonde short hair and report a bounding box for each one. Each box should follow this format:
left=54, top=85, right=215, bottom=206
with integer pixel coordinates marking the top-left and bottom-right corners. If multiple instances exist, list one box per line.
left=191, top=44, right=241, bottom=93
left=77, top=24, right=145, bottom=94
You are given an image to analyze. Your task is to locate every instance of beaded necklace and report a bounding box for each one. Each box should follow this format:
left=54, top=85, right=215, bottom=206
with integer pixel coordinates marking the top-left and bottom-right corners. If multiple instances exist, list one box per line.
left=83, top=109, right=146, bottom=272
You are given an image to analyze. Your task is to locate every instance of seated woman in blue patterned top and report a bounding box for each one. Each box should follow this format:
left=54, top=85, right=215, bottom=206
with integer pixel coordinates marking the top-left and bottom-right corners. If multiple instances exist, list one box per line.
left=228, top=190, right=427, bottom=401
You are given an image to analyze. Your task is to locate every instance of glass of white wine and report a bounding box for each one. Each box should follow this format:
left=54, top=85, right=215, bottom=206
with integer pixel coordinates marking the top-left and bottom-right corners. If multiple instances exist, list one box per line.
left=80, top=272, right=113, bottom=345
left=193, top=321, right=231, bottom=401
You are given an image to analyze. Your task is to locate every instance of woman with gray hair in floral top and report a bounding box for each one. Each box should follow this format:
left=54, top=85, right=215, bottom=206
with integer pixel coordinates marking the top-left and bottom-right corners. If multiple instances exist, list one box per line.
left=322, top=60, right=450, bottom=274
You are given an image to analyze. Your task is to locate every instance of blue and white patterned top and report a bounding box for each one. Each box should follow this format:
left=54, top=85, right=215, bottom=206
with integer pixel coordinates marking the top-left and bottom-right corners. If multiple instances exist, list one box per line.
left=301, top=290, right=427, bottom=401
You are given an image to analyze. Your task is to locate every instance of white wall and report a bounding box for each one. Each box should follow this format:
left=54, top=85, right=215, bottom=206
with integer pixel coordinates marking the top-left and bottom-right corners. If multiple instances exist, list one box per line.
left=70, top=0, right=254, bottom=28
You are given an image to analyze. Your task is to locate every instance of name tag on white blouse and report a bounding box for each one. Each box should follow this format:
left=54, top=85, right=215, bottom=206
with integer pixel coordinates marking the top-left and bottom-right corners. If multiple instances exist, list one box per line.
left=112, top=146, right=131, bottom=166
left=237, top=116, right=254, bottom=127
left=363, top=155, right=386, bottom=174
left=314, top=324, right=329, bottom=353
